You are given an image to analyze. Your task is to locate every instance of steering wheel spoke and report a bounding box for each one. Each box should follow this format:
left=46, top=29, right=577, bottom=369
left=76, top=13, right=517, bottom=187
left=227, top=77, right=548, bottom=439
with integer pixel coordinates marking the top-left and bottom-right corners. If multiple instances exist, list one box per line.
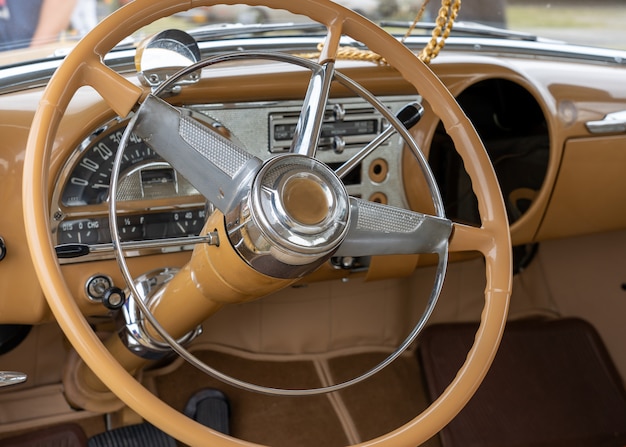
left=133, top=94, right=262, bottom=214
left=335, top=197, right=452, bottom=257
left=449, top=222, right=498, bottom=255
left=289, top=60, right=336, bottom=157
left=289, top=18, right=347, bottom=157
left=89, top=61, right=144, bottom=118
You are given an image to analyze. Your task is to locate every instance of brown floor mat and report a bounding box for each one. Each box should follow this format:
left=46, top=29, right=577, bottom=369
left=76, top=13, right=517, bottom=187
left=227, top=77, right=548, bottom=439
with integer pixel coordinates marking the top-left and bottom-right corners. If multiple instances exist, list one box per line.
left=154, top=350, right=350, bottom=447
left=328, top=352, right=440, bottom=446
left=154, top=349, right=437, bottom=446
left=418, top=318, right=626, bottom=447
left=0, top=423, right=87, bottom=447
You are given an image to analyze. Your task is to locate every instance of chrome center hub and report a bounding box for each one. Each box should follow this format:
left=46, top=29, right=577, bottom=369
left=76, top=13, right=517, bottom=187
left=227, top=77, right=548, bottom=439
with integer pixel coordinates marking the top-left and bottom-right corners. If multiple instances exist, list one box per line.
left=226, top=155, right=350, bottom=278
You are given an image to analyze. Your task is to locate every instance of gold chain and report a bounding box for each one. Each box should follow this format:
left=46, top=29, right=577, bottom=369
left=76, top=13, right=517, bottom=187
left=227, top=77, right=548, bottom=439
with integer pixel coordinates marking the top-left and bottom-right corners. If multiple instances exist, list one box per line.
left=295, top=0, right=461, bottom=65
left=418, top=0, right=461, bottom=63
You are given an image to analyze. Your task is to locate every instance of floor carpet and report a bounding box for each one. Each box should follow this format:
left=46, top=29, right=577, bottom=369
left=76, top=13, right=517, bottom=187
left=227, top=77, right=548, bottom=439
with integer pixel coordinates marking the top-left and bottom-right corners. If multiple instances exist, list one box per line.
left=153, top=349, right=441, bottom=446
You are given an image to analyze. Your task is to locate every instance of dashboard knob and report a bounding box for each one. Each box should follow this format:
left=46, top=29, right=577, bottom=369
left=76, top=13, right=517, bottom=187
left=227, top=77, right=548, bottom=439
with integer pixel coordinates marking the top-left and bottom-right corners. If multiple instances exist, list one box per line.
left=103, top=287, right=126, bottom=310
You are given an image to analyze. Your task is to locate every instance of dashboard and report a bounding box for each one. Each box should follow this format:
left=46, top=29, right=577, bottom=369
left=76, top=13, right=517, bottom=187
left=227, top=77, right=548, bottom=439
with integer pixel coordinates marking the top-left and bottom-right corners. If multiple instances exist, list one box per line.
left=1, top=32, right=626, bottom=323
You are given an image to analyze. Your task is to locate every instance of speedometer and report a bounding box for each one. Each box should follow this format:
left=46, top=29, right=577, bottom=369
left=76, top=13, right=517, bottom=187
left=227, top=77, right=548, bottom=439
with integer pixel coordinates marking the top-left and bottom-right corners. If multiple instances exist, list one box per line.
left=51, top=112, right=231, bottom=263
left=61, top=121, right=168, bottom=207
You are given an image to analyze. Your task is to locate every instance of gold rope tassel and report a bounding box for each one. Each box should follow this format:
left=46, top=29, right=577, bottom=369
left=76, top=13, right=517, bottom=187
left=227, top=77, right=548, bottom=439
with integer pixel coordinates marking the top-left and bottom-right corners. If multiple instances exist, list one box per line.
left=419, top=0, right=461, bottom=63
left=296, top=0, right=461, bottom=65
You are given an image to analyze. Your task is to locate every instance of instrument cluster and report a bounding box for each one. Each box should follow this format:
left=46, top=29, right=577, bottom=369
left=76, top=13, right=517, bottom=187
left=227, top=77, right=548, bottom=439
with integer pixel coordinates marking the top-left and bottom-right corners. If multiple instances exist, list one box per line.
left=51, top=115, right=210, bottom=263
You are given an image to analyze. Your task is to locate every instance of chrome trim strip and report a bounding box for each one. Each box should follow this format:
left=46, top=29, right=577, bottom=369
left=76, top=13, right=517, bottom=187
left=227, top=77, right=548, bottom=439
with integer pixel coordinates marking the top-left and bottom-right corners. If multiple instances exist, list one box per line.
left=57, top=233, right=218, bottom=264
left=3, top=34, right=626, bottom=93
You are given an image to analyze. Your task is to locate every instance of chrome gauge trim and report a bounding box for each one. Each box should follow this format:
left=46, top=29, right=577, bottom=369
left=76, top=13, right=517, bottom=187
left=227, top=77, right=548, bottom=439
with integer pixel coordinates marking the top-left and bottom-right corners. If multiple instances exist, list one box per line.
left=51, top=114, right=223, bottom=264
left=56, top=234, right=218, bottom=265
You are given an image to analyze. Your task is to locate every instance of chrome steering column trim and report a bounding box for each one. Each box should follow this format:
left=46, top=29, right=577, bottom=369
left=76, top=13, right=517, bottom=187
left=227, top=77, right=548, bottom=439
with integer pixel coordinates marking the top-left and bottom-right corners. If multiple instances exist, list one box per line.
left=116, top=268, right=202, bottom=360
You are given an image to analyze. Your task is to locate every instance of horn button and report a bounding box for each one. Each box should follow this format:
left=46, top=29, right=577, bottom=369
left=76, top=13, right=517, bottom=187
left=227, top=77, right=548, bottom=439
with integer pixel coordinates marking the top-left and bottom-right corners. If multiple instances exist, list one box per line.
left=227, top=155, right=350, bottom=278
left=281, top=175, right=329, bottom=226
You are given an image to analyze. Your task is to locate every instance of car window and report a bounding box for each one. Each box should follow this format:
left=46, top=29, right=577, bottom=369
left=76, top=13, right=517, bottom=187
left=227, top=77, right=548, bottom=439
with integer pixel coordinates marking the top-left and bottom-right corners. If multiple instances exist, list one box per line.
left=0, top=0, right=624, bottom=65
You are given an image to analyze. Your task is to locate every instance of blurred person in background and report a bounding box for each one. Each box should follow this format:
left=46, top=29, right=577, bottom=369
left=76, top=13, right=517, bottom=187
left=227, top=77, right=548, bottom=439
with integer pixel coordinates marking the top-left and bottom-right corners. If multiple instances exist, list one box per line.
left=71, top=0, right=97, bottom=37
left=0, top=0, right=77, bottom=50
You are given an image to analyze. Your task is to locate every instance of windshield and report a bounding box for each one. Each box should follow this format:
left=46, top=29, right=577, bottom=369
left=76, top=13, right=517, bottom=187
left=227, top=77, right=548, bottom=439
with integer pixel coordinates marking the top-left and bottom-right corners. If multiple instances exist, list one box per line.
left=0, top=0, right=624, bottom=66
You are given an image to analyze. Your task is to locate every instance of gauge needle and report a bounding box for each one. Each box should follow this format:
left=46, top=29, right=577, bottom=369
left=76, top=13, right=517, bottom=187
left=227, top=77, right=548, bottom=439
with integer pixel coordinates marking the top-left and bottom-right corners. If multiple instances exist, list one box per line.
left=176, top=222, right=185, bottom=233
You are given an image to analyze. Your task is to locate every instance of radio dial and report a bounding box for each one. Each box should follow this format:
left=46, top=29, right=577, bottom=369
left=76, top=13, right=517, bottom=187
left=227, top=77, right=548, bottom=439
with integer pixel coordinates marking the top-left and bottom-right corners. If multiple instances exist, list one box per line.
left=332, top=136, right=346, bottom=154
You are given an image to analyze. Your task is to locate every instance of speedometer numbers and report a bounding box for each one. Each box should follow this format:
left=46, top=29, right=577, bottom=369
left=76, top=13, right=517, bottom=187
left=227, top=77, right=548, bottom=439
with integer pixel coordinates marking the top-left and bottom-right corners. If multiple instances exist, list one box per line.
left=62, top=127, right=160, bottom=207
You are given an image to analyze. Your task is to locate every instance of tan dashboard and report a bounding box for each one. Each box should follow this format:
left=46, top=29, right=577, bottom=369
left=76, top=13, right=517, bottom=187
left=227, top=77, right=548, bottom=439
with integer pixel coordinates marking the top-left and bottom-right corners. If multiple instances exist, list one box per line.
left=1, top=51, right=625, bottom=324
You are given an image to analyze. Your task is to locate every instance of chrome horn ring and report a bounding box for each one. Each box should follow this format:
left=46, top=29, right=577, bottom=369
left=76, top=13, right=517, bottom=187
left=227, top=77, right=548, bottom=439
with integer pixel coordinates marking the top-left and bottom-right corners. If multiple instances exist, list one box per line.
left=109, top=50, right=448, bottom=396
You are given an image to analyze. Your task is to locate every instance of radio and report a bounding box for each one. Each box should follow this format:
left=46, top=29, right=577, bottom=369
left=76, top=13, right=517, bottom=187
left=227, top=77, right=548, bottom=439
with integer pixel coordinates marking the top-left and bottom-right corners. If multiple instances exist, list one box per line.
left=269, top=102, right=389, bottom=154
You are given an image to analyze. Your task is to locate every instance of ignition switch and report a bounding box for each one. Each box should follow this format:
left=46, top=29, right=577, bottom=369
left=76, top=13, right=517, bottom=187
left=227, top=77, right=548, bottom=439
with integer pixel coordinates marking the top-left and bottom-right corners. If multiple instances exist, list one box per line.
left=85, top=274, right=126, bottom=310
left=85, top=274, right=114, bottom=301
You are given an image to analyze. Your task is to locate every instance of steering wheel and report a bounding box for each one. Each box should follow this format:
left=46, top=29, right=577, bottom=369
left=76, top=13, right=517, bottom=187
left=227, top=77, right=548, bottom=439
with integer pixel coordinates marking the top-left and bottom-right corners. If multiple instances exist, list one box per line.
left=23, top=0, right=512, bottom=445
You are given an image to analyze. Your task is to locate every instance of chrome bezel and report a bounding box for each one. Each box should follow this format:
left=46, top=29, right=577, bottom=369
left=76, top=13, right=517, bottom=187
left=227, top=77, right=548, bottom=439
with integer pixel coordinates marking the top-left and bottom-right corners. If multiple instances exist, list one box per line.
left=50, top=114, right=221, bottom=264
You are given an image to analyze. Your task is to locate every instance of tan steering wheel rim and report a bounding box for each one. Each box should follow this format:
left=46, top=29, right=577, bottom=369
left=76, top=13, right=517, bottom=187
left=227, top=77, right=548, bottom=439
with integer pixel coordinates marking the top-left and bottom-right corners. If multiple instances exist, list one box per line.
left=23, top=1, right=512, bottom=445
